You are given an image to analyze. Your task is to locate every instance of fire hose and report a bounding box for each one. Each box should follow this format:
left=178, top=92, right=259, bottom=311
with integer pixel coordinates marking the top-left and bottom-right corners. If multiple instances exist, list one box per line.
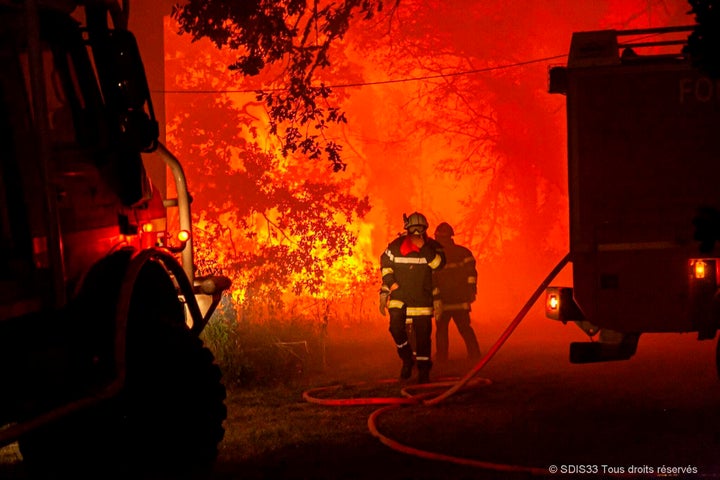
left=303, top=253, right=570, bottom=476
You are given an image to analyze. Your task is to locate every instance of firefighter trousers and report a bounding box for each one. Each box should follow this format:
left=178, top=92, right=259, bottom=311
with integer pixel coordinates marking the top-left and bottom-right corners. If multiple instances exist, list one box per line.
left=435, top=309, right=480, bottom=361
left=389, top=308, right=432, bottom=371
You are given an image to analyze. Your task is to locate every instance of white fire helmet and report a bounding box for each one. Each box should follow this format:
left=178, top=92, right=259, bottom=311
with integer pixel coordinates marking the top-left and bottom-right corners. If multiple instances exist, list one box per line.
left=403, top=211, right=429, bottom=235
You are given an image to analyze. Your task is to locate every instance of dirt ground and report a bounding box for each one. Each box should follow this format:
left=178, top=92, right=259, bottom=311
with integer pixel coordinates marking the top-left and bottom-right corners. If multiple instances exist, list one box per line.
left=2, top=313, right=720, bottom=479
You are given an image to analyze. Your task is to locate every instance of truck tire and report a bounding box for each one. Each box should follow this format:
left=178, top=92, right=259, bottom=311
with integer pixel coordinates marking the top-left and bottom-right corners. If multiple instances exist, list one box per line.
left=122, top=317, right=228, bottom=476
left=19, top=258, right=227, bottom=478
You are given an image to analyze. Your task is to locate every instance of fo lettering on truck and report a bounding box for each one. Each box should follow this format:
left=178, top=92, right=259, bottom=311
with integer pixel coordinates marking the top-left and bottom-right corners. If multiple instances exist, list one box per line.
left=0, top=0, right=230, bottom=476
left=545, top=26, right=720, bottom=376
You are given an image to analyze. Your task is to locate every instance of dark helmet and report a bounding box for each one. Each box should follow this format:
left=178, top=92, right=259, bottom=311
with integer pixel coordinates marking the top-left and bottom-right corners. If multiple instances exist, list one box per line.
left=434, top=222, right=454, bottom=238
left=403, top=211, right=429, bottom=235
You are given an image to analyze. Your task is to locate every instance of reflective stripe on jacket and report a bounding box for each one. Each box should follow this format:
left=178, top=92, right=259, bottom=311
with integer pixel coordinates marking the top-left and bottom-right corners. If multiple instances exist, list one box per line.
left=380, top=235, right=445, bottom=309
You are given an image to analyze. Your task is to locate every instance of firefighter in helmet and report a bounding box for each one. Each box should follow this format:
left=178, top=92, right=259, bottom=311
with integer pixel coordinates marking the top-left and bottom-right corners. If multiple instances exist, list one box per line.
left=432, top=222, right=481, bottom=362
left=379, top=212, right=446, bottom=383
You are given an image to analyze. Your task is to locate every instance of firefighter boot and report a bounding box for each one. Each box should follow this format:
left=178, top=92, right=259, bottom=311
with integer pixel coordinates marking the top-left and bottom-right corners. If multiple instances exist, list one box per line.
left=398, top=344, right=415, bottom=380
left=417, top=360, right=432, bottom=384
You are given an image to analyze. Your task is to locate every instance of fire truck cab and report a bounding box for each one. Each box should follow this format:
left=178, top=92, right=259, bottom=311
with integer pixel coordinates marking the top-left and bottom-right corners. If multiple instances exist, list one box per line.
left=545, top=26, right=720, bottom=376
left=0, top=0, right=229, bottom=476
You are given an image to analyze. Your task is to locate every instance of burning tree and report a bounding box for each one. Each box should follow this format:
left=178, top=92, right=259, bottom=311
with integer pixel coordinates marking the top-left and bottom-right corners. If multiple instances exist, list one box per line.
left=164, top=21, right=373, bottom=321
left=171, top=0, right=398, bottom=171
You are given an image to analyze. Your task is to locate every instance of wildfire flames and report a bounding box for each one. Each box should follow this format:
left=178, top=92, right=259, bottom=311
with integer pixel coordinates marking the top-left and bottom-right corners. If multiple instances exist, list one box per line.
left=159, top=1, right=692, bottom=326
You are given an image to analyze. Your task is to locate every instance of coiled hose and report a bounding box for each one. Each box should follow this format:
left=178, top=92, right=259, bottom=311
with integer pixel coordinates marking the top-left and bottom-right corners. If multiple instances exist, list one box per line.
left=303, top=253, right=570, bottom=475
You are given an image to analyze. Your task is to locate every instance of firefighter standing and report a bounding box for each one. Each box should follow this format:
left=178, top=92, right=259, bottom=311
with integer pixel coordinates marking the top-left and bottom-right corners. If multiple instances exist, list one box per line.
left=379, top=212, right=445, bottom=383
left=432, top=222, right=481, bottom=362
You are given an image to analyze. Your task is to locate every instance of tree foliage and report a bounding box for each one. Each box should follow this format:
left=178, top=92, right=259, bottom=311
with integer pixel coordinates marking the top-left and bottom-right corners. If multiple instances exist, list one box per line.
left=171, top=0, right=399, bottom=171
left=165, top=0, right=691, bottom=307
left=164, top=26, right=372, bottom=302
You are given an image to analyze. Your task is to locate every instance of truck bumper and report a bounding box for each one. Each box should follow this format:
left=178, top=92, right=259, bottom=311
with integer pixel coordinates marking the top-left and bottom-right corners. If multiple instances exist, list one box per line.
left=546, top=286, right=641, bottom=363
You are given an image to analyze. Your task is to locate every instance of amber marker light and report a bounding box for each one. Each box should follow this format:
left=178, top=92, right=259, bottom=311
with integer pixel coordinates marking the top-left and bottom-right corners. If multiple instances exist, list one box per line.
left=163, top=230, right=190, bottom=253
left=689, top=258, right=719, bottom=284
left=547, top=293, right=559, bottom=311
left=141, top=223, right=153, bottom=233
left=545, top=286, right=584, bottom=322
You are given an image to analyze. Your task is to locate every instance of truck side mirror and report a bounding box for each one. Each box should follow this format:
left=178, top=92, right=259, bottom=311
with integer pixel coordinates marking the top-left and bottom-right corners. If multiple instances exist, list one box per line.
left=89, top=29, right=159, bottom=153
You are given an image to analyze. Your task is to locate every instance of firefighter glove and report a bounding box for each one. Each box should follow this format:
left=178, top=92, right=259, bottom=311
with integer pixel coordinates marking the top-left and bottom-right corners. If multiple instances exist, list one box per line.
left=379, top=286, right=391, bottom=316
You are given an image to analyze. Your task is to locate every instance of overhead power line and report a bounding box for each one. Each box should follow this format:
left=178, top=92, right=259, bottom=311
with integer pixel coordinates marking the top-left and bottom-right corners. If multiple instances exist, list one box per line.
left=158, top=53, right=568, bottom=95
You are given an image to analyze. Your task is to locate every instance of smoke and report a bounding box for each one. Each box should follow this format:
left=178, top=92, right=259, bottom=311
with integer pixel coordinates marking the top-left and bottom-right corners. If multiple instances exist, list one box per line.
left=160, top=1, right=693, bottom=331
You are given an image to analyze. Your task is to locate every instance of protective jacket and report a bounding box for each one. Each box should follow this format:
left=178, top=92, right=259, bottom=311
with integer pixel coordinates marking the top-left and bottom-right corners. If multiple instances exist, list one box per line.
left=434, top=239, right=477, bottom=311
left=380, top=234, right=445, bottom=316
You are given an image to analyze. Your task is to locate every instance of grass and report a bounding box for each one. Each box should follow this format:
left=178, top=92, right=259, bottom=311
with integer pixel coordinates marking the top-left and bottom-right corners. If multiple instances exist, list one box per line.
left=200, top=306, right=408, bottom=465
left=200, top=293, right=396, bottom=388
left=208, top=331, right=456, bottom=480
left=218, top=384, right=381, bottom=463
left=201, top=303, right=328, bottom=388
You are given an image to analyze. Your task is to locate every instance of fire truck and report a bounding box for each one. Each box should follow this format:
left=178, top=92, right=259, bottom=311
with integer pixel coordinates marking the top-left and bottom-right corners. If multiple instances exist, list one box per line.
left=0, top=0, right=230, bottom=476
left=545, top=25, right=720, bottom=376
